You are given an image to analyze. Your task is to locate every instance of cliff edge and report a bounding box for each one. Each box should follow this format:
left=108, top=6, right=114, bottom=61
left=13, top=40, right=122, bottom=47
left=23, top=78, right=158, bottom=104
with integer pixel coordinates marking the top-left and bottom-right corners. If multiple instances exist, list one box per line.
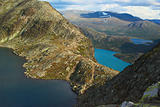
left=77, top=41, right=160, bottom=106
left=0, top=0, right=119, bottom=94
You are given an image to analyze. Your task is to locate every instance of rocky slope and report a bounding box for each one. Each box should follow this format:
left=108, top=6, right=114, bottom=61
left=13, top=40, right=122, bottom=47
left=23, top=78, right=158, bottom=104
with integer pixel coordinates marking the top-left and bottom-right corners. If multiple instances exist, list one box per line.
left=97, top=82, right=160, bottom=107
left=79, top=27, right=156, bottom=63
left=0, top=0, right=119, bottom=95
left=77, top=41, right=160, bottom=106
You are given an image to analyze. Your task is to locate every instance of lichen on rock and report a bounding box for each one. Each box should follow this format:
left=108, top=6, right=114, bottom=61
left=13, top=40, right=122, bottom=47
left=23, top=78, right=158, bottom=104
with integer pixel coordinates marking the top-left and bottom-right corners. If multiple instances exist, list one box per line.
left=140, top=82, right=160, bottom=103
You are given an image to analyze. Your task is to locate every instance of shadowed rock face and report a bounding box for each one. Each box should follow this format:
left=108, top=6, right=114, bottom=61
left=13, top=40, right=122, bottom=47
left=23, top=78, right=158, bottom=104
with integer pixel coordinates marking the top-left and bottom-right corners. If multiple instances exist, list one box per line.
left=77, top=42, right=160, bottom=106
left=96, top=82, right=160, bottom=107
left=0, top=0, right=119, bottom=95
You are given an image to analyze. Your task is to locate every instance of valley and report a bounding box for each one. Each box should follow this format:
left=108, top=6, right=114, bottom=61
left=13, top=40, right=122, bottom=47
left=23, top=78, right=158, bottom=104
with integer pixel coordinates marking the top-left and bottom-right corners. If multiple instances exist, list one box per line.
left=61, top=10, right=160, bottom=63
left=1, top=0, right=160, bottom=107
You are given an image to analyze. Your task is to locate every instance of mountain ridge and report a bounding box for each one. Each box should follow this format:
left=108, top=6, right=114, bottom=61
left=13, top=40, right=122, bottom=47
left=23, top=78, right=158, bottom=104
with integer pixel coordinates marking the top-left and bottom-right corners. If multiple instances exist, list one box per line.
left=1, top=1, right=160, bottom=107
left=80, top=11, right=143, bottom=22
left=62, top=10, right=160, bottom=63
left=0, top=0, right=119, bottom=95
left=62, top=10, right=160, bottom=40
left=77, top=39, right=160, bottom=107
left=146, top=19, right=160, bottom=25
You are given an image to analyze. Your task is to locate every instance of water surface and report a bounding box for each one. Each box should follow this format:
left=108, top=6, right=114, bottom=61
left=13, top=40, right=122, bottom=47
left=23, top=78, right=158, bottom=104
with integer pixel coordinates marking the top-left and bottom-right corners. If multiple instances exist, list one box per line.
left=0, top=48, right=76, bottom=107
left=131, top=38, right=153, bottom=45
left=95, top=48, right=130, bottom=71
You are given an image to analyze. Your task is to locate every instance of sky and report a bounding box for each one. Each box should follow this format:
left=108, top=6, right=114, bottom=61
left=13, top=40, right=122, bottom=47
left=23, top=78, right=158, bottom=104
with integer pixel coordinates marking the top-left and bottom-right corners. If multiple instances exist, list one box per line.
left=41, top=0, right=160, bottom=19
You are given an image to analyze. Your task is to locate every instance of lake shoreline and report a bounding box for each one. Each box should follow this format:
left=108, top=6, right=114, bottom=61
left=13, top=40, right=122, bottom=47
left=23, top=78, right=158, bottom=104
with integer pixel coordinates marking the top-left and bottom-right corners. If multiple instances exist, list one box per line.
left=0, top=46, right=120, bottom=106
left=0, top=47, right=77, bottom=107
left=95, top=48, right=130, bottom=71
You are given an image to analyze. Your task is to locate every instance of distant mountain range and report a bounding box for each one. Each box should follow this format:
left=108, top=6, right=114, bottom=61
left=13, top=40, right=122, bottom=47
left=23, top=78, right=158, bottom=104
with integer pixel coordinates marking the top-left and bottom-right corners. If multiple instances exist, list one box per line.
left=146, top=19, right=160, bottom=25
left=1, top=1, right=160, bottom=107
left=80, top=11, right=143, bottom=22
left=62, top=10, right=160, bottom=63
left=62, top=10, right=160, bottom=40
left=81, top=11, right=160, bottom=25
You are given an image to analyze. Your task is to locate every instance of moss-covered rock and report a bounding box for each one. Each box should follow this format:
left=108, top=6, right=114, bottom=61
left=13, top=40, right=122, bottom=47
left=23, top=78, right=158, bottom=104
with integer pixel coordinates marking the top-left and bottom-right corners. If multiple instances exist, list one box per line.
left=140, top=82, right=160, bottom=103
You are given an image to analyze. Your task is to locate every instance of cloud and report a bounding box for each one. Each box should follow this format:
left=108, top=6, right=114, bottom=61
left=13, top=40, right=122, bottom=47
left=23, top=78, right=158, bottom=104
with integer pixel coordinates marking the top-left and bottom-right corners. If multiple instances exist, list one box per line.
left=123, top=6, right=160, bottom=19
left=40, top=0, right=160, bottom=19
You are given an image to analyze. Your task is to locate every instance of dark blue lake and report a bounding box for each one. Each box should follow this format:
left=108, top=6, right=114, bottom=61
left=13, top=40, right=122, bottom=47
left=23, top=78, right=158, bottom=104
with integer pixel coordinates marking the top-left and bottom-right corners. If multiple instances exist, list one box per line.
left=0, top=48, right=76, bottom=107
left=95, top=48, right=130, bottom=71
left=131, top=38, right=153, bottom=45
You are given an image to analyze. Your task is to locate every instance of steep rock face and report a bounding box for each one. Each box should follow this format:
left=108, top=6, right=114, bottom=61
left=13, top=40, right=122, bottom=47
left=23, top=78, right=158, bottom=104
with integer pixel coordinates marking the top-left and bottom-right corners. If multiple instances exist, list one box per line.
left=77, top=42, right=160, bottom=106
left=97, top=82, right=160, bottom=107
left=0, top=0, right=119, bottom=94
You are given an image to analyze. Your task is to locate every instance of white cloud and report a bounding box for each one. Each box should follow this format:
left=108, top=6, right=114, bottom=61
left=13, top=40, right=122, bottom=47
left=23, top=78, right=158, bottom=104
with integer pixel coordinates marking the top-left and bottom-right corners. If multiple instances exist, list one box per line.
left=40, top=0, right=160, bottom=19
left=113, top=0, right=131, bottom=3
left=100, top=4, right=126, bottom=12
left=123, top=6, right=160, bottom=19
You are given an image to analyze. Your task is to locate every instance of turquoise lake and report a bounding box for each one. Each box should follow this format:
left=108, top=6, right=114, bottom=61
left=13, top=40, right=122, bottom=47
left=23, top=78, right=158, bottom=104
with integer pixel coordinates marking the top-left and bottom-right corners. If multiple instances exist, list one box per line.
left=0, top=48, right=76, bottom=107
left=95, top=48, right=130, bottom=71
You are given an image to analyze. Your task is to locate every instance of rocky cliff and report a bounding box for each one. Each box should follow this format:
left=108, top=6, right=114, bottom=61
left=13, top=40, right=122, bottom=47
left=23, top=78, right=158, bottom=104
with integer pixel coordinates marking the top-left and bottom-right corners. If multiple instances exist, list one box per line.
left=0, top=0, right=119, bottom=95
left=77, top=42, right=160, bottom=106
left=97, top=82, right=160, bottom=107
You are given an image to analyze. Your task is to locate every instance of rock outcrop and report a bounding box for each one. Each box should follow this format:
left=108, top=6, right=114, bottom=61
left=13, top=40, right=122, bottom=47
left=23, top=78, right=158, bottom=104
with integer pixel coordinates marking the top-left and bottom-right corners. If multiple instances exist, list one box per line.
left=138, top=82, right=160, bottom=106
left=0, top=0, right=119, bottom=95
left=77, top=42, right=160, bottom=106
left=97, top=82, right=160, bottom=107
